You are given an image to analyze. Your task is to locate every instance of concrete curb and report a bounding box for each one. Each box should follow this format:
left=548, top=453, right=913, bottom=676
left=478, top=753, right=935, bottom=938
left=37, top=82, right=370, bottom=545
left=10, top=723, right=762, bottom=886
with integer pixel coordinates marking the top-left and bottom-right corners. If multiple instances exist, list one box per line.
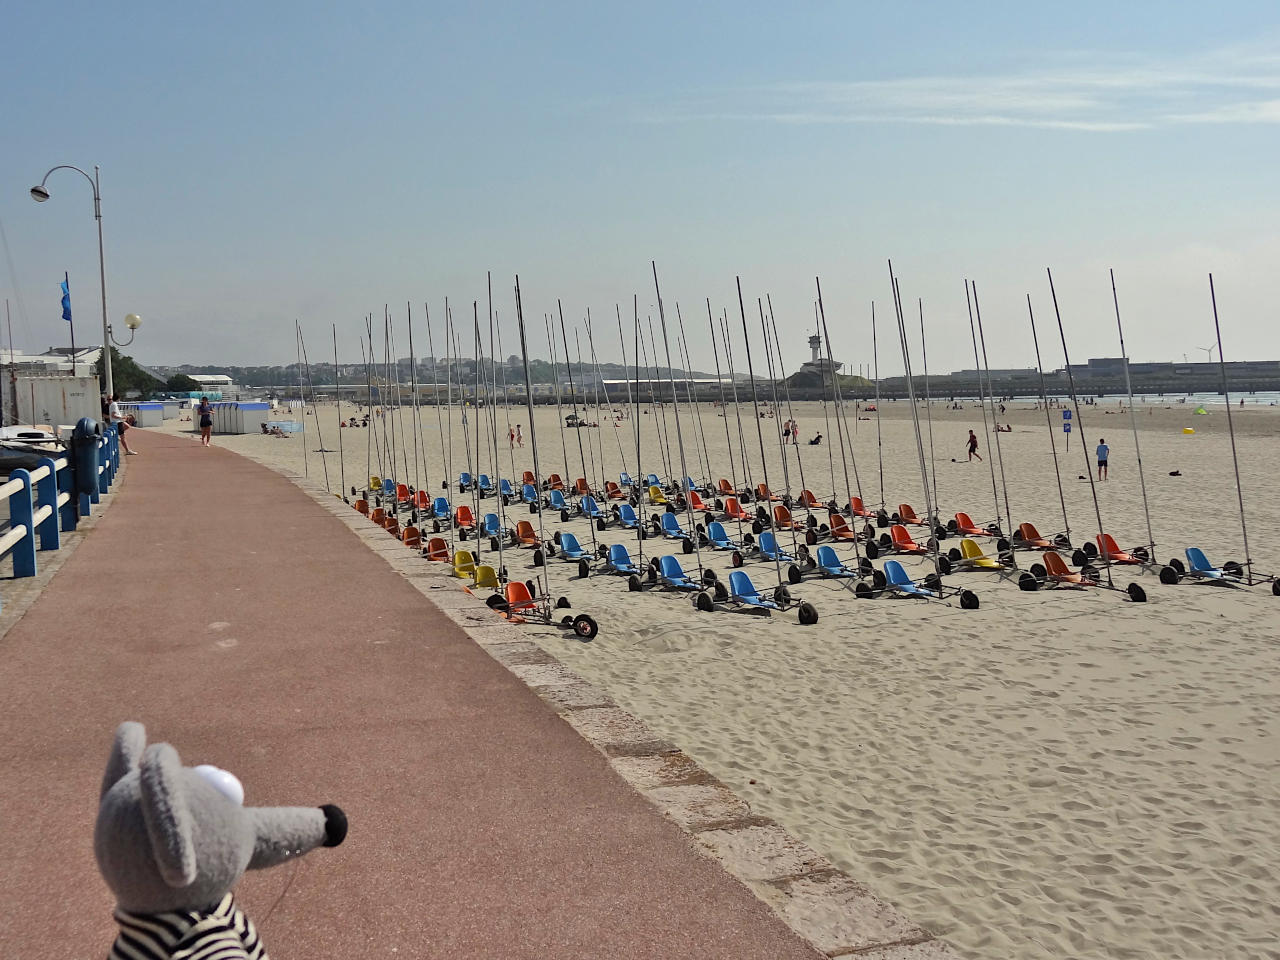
left=261, top=465, right=961, bottom=960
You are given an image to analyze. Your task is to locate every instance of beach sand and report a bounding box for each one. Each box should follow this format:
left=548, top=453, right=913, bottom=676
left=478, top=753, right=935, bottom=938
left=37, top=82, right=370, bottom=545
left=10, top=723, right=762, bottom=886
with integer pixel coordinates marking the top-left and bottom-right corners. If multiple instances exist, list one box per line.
left=158, top=396, right=1280, bottom=960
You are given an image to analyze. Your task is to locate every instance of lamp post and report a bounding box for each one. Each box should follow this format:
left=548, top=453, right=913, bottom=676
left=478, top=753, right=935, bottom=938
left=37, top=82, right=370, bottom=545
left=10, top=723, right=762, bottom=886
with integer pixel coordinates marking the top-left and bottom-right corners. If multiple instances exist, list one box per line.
left=30, top=164, right=114, bottom=397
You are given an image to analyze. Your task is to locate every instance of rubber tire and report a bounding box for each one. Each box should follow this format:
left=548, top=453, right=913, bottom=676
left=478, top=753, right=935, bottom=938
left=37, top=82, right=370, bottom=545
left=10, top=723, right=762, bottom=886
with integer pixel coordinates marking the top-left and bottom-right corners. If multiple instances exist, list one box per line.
left=713, top=581, right=729, bottom=602
left=938, top=555, right=953, bottom=577
left=959, top=589, right=979, bottom=610
left=1071, top=549, right=1088, bottom=567
left=773, top=584, right=792, bottom=605
left=572, top=614, right=598, bottom=639
left=682, top=539, right=694, bottom=555
left=879, top=533, right=891, bottom=548
left=788, top=564, right=803, bottom=584
left=797, top=601, right=819, bottom=625
left=731, top=550, right=743, bottom=568
left=578, top=559, right=590, bottom=579
left=805, top=529, right=818, bottom=546
left=1018, top=572, right=1039, bottom=591
left=1170, top=556, right=1186, bottom=575
left=872, top=569, right=887, bottom=590
left=1127, top=582, right=1147, bottom=603
left=533, top=548, right=545, bottom=567
left=855, top=581, right=872, bottom=599
left=752, top=520, right=764, bottom=535
left=553, top=531, right=562, bottom=545
left=858, top=557, right=873, bottom=578
left=865, top=540, right=879, bottom=560
left=1030, top=562, right=1047, bottom=581
left=1159, top=566, right=1180, bottom=585
left=1224, top=560, right=1244, bottom=578
left=695, top=591, right=714, bottom=612
left=948, top=547, right=962, bottom=562
left=628, top=574, right=641, bottom=592
left=702, top=568, right=718, bottom=585
left=1083, top=540, right=1098, bottom=559
left=560, top=508, right=570, bottom=523
left=996, top=538, right=1010, bottom=553
left=947, top=519, right=958, bottom=532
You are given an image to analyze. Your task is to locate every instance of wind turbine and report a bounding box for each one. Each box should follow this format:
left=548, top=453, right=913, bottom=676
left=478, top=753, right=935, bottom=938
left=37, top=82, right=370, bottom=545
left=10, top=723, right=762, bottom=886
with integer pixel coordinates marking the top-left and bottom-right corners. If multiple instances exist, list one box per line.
left=1198, top=344, right=1219, bottom=362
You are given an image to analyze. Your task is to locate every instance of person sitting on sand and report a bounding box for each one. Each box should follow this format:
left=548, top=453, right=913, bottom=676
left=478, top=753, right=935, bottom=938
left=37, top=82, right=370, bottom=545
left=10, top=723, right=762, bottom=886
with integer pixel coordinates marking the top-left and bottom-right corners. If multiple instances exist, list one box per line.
left=809, top=433, right=823, bottom=445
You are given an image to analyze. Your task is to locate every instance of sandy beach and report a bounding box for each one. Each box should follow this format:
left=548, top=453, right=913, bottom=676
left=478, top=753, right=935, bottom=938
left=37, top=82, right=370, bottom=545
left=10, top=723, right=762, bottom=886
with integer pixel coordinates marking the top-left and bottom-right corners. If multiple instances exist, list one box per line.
left=158, top=396, right=1280, bottom=960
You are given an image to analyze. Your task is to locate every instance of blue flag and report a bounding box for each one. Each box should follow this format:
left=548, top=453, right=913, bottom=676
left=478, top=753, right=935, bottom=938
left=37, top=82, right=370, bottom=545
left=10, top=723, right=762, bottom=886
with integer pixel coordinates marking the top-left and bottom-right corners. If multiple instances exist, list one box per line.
left=60, top=275, right=72, bottom=323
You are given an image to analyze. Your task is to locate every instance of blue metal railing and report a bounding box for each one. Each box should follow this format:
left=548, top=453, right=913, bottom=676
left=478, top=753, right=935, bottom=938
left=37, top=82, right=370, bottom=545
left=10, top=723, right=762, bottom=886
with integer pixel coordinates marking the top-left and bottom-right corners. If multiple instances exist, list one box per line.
left=1, top=424, right=120, bottom=607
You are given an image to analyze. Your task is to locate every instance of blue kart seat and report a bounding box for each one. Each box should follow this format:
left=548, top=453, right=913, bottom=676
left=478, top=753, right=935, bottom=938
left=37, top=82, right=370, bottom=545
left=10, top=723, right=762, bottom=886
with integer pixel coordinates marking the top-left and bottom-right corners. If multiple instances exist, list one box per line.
left=559, top=532, right=588, bottom=561
left=816, top=545, right=854, bottom=577
left=728, top=570, right=780, bottom=610
left=706, top=521, right=737, bottom=550
left=617, top=503, right=639, bottom=529
left=658, top=555, right=698, bottom=590
left=661, top=512, right=688, bottom=540
left=607, top=543, right=637, bottom=575
left=757, top=531, right=794, bottom=563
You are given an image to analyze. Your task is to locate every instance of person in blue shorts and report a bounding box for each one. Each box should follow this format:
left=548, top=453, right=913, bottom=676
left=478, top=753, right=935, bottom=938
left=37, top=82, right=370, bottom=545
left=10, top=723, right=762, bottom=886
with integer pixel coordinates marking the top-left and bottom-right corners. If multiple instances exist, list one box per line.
left=1096, top=438, right=1109, bottom=481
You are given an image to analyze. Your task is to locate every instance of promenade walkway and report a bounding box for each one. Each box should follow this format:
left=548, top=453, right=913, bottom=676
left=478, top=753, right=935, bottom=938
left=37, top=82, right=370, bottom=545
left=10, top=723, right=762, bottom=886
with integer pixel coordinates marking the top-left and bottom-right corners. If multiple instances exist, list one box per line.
left=0, top=431, right=823, bottom=959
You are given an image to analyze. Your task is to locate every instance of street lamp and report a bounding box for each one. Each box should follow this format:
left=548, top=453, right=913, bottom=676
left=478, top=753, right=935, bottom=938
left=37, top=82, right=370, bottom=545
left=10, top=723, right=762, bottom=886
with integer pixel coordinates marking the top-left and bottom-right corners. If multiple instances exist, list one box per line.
left=111, top=313, right=143, bottom=347
left=30, top=164, right=115, bottom=397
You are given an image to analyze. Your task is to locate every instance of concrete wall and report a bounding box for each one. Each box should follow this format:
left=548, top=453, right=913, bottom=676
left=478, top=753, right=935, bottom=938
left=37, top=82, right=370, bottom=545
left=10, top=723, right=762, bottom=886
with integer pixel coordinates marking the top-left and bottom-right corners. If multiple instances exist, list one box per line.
left=7, top=374, right=100, bottom=428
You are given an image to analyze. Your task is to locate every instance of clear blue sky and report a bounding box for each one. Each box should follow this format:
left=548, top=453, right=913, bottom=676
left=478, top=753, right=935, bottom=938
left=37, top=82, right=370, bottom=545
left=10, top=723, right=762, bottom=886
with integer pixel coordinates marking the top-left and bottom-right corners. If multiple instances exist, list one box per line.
left=2, top=1, right=1278, bottom=376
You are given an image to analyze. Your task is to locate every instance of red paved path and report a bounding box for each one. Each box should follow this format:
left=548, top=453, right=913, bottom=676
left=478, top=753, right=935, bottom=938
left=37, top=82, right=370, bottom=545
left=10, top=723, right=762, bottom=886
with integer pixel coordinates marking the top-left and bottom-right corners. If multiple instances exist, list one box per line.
left=0, top=432, right=821, bottom=959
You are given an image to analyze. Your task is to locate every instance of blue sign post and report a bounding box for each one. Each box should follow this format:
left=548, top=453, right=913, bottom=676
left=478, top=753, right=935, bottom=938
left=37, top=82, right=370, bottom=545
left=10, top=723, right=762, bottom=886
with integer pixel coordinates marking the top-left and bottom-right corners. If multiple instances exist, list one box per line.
left=1062, top=410, right=1072, bottom=449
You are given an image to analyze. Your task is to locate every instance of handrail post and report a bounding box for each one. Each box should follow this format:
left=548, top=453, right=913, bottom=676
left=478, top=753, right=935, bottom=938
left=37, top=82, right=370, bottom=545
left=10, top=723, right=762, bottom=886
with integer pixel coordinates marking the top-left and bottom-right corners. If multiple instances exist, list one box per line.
left=35, top=457, right=60, bottom=551
left=98, top=434, right=110, bottom=494
left=9, top=469, right=37, bottom=578
left=57, top=457, right=78, bottom=531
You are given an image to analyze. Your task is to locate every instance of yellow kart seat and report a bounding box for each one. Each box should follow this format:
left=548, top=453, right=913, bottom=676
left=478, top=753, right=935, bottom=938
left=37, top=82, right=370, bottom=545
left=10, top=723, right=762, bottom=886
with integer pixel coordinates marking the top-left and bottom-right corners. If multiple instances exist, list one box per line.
left=452, top=550, right=477, bottom=578
left=961, top=537, right=1001, bottom=569
left=649, top=485, right=668, bottom=505
left=473, top=564, right=499, bottom=589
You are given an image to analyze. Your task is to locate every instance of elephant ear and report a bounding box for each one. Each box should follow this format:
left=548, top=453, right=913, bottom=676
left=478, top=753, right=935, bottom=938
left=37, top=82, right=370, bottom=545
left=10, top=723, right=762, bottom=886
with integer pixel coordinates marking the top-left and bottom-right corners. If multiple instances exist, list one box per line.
left=100, top=721, right=147, bottom=800
left=139, top=743, right=198, bottom=888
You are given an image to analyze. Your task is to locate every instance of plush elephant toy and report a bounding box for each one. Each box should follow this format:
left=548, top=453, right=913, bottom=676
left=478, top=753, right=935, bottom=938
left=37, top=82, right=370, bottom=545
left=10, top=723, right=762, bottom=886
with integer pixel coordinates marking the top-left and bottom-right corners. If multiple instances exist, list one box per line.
left=95, top=721, right=347, bottom=959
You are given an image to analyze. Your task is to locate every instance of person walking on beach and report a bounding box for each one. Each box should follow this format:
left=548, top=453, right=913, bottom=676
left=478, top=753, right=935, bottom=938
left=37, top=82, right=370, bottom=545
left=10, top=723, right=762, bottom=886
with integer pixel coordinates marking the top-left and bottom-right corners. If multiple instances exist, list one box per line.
left=1096, top=438, right=1109, bottom=481
left=515, top=424, right=524, bottom=447
left=108, top=394, right=138, bottom=456
left=508, top=425, right=515, bottom=449
left=198, top=395, right=214, bottom=447
left=966, top=429, right=982, bottom=462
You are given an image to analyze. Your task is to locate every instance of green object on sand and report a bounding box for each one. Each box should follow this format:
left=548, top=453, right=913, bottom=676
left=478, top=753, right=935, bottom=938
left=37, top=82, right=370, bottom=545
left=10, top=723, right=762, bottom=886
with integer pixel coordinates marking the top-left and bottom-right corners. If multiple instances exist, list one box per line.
left=1194, top=407, right=1208, bottom=415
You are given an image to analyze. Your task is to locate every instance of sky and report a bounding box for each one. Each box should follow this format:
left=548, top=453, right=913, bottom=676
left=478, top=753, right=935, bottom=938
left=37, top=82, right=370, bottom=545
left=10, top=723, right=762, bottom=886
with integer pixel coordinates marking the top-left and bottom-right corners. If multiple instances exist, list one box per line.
left=2, top=1, right=1279, bottom=378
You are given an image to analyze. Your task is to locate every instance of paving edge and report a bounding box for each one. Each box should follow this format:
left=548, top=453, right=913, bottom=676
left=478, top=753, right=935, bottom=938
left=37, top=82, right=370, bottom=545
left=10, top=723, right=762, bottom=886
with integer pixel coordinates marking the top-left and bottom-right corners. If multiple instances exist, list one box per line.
left=0, top=463, right=127, bottom=643
left=250, top=458, right=962, bottom=960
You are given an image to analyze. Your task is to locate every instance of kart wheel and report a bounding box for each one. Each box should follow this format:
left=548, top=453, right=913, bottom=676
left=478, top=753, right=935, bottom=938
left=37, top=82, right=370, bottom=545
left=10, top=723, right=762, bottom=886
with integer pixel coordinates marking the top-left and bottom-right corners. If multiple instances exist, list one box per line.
left=858, top=557, right=873, bottom=578
left=557, top=595, right=571, bottom=609
left=1273, top=580, right=1280, bottom=596
left=638, top=527, right=647, bottom=540
left=1224, top=560, right=1244, bottom=578
left=788, top=564, right=802, bottom=584
left=935, top=524, right=948, bottom=541
left=878, top=533, right=891, bottom=548
left=553, top=531, right=562, bottom=545
left=863, top=522, right=876, bottom=539
left=597, top=545, right=609, bottom=560
left=647, top=566, right=657, bottom=584
left=773, top=584, right=792, bottom=605
left=923, top=572, right=942, bottom=592
left=1011, top=527, right=1024, bottom=543
left=996, top=538, right=1010, bottom=553
left=926, top=537, right=938, bottom=552
left=1170, top=556, right=1186, bottom=575
left=805, top=529, right=818, bottom=546
left=714, top=498, right=724, bottom=511
left=1083, top=540, right=1098, bottom=559
left=1030, top=562, right=1047, bottom=581
left=702, top=568, right=719, bottom=584
left=1081, top=563, right=1098, bottom=581
left=485, top=593, right=508, bottom=611
left=578, top=559, right=590, bottom=579
left=938, top=555, right=953, bottom=576
left=682, top=539, right=694, bottom=555
left=872, top=569, right=887, bottom=590
left=713, top=581, right=729, bottom=602
left=946, top=519, right=958, bottom=532
left=529, top=504, right=537, bottom=514
left=876, top=510, right=890, bottom=528
left=1127, top=583, right=1147, bottom=603
left=628, top=574, right=641, bottom=592
left=1159, top=566, right=1180, bottom=585
left=695, top=591, right=714, bottom=612
left=533, top=548, right=545, bottom=567
left=855, top=581, right=872, bottom=599
left=433, top=519, right=441, bottom=533
left=752, top=520, right=764, bottom=535
left=797, top=544, right=810, bottom=562
left=1133, top=546, right=1149, bottom=562
left=560, top=508, right=570, bottom=523
left=948, top=547, right=962, bottom=562
left=490, top=536, right=500, bottom=552
left=1054, top=533, right=1071, bottom=548
left=572, top=614, right=598, bottom=639
left=959, top=589, right=979, bottom=610
left=667, top=503, right=678, bottom=514
left=989, top=524, right=1003, bottom=538
left=1071, top=549, right=1088, bottom=567
left=819, top=523, right=829, bottom=534
left=547, top=543, right=557, bottom=558
left=865, top=540, right=880, bottom=560
left=743, top=533, right=755, bottom=546
left=597, top=518, right=607, bottom=531
left=797, top=601, right=819, bottom=625
left=1018, top=572, right=1039, bottom=591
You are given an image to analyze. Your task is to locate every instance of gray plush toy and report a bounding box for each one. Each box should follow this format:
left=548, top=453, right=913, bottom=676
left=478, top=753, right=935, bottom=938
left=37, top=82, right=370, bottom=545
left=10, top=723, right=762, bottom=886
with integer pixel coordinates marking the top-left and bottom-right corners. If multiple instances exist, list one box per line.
left=95, top=721, right=347, bottom=959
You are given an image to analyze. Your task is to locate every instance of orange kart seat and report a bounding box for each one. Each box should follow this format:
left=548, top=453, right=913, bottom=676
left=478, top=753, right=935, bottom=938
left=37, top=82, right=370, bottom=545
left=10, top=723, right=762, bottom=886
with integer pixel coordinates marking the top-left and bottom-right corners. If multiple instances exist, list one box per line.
left=773, top=504, right=803, bottom=530
left=1044, top=550, right=1086, bottom=585
left=898, top=503, right=926, bottom=526
left=371, top=506, right=386, bottom=525
left=355, top=498, right=369, bottom=516
left=828, top=513, right=857, bottom=541
left=798, top=489, right=820, bottom=508
left=717, top=478, right=734, bottom=495
left=424, top=536, right=450, bottom=561
left=1097, top=533, right=1140, bottom=564
left=455, top=504, right=476, bottom=529
left=414, top=490, right=431, bottom=510
left=688, top=490, right=713, bottom=512
left=850, top=496, right=875, bottom=518
left=383, top=516, right=400, bottom=537
left=401, top=525, right=421, bottom=549
left=574, top=477, right=590, bottom=496
left=522, top=470, right=536, bottom=486
left=1018, top=522, right=1053, bottom=549
left=757, top=482, right=780, bottom=502
left=504, top=581, right=538, bottom=614
left=605, top=480, right=625, bottom=500
left=396, top=483, right=412, bottom=503
left=723, top=497, right=751, bottom=521
left=954, top=512, right=991, bottom=537
left=515, top=520, right=540, bottom=546
left=890, top=523, right=926, bottom=554
left=547, top=473, right=565, bottom=490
